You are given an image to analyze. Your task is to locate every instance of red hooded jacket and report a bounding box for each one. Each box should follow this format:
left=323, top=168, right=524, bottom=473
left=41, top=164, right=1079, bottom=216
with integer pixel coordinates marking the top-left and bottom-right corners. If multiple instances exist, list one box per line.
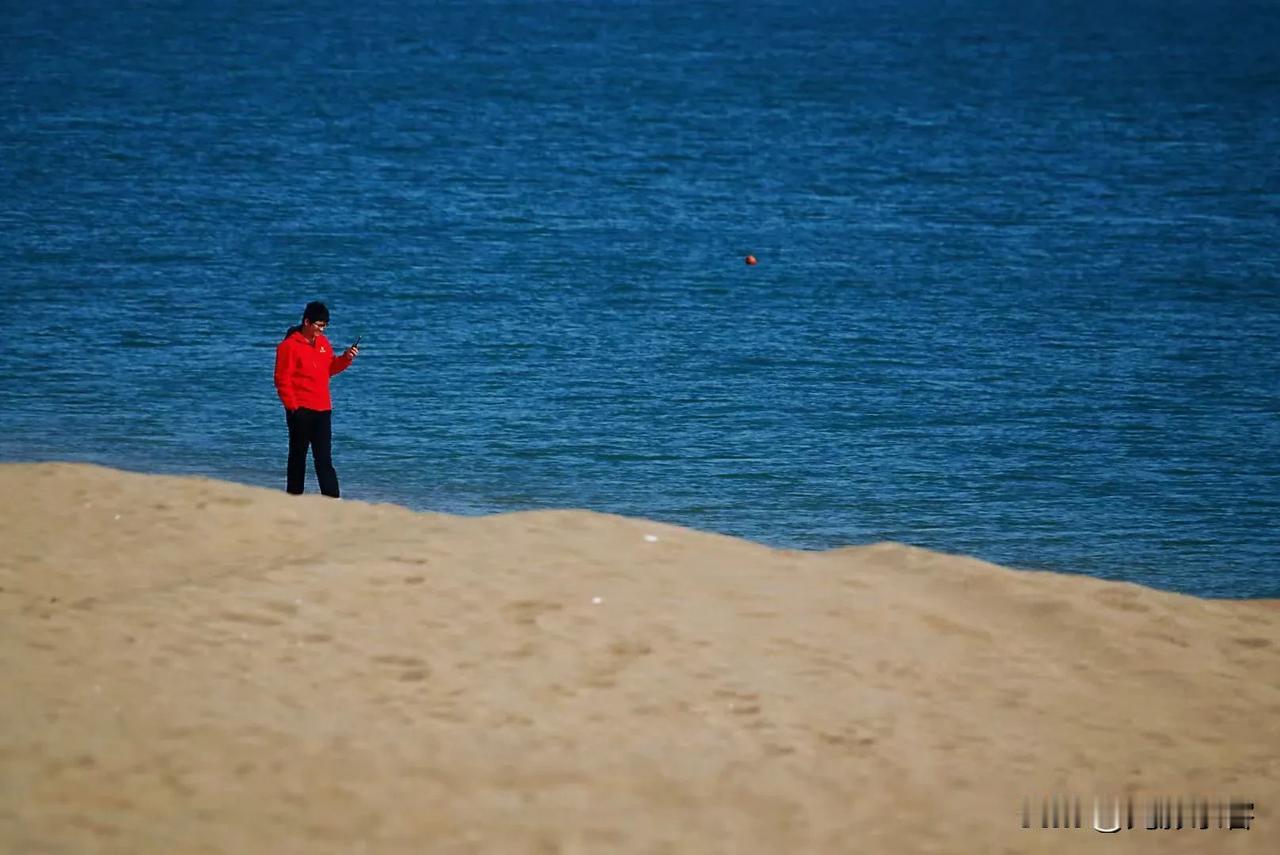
left=274, top=329, right=353, bottom=411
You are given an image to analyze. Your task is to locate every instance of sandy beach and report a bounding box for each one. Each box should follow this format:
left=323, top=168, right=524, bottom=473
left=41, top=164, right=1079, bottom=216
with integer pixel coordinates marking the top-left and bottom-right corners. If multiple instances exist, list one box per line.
left=1, top=461, right=1276, bottom=853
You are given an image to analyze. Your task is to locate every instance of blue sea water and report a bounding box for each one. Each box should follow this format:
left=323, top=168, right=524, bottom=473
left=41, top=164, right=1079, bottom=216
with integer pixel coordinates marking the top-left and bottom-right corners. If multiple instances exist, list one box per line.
left=2, top=0, right=1278, bottom=597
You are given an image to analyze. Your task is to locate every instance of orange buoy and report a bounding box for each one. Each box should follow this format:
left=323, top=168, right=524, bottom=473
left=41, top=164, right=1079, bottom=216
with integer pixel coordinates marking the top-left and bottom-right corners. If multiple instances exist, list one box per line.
left=745, top=254, right=757, bottom=266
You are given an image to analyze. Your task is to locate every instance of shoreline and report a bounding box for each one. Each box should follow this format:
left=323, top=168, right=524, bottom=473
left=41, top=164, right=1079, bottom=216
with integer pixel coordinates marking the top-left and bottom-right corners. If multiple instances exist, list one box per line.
left=1, top=456, right=1272, bottom=601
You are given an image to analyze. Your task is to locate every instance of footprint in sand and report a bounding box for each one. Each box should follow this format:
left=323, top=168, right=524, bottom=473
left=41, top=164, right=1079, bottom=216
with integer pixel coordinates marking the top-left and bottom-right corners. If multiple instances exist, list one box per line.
left=371, top=653, right=431, bottom=682
left=503, top=599, right=563, bottom=627
left=581, top=637, right=654, bottom=688
left=218, top=611, right=281, bottom=627
left=1091, top=588, right=1152, bottom=613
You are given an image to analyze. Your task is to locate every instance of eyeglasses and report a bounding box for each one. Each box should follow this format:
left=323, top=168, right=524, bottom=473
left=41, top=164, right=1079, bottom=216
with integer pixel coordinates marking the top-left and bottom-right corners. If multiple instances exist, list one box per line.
left=308, top=320, right=328, bottom=329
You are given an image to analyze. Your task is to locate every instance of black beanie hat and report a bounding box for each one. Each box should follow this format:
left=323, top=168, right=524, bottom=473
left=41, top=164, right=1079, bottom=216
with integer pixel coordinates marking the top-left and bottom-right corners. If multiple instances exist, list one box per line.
left=302, top=301, right=330, bottom=323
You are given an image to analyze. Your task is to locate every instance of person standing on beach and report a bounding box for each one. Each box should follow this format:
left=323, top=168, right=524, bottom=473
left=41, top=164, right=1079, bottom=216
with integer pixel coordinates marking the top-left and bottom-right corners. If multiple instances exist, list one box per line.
left=273, top=301, right=359, bottom=497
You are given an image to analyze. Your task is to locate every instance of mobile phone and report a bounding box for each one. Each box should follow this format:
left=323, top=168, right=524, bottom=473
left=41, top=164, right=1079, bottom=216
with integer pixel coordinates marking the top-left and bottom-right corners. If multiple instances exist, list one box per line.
left=352, top=335, right=362, bottom=348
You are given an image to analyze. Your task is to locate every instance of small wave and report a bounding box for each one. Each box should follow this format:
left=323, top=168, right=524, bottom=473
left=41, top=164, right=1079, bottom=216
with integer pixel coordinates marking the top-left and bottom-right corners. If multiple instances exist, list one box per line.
left=120, top=332, right=166, bottom=348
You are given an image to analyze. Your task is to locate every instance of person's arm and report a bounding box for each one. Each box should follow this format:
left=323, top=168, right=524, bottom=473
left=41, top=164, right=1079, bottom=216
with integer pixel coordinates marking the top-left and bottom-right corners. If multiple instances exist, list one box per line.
left=329, top=346, right=356, bottom=376
left=274, top=342, right=299, bottom=410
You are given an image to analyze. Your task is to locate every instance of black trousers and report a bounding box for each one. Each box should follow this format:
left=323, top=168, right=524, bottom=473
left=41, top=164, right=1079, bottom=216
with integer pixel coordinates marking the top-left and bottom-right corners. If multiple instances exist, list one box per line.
left=286, top=408, right=340, bottom=497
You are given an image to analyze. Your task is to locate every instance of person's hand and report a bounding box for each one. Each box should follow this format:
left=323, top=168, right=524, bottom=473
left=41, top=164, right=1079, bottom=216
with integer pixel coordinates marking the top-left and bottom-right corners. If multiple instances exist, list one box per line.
left=343, top=344, right=360, bottom=359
